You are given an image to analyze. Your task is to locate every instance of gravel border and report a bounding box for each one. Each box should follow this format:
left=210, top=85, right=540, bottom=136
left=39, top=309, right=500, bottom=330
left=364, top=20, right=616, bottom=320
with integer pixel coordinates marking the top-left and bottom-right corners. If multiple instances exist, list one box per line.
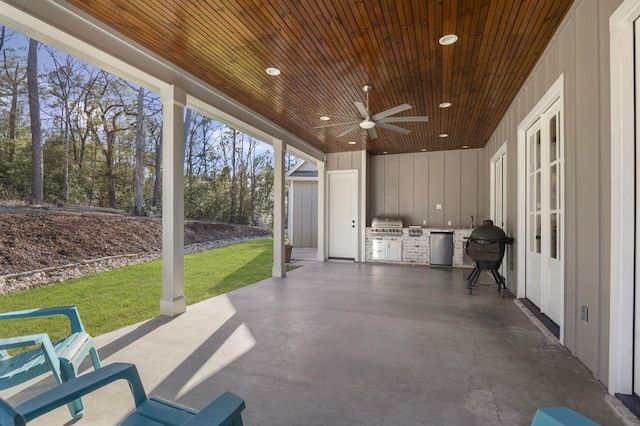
left=0, top=236, right=268, bottom=295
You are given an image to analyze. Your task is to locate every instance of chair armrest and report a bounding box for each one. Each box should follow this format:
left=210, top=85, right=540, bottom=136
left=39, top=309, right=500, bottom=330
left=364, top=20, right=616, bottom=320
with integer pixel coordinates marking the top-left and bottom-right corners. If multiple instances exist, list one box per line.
left=16, top=363, right=147, bottom=422
left=0, top=334, right=51, bottom=351
left=184, top=392, right=246, bottom=426
left=0, top=334, right=61, bottom=383
left=0, top=306, right=86, bottom=334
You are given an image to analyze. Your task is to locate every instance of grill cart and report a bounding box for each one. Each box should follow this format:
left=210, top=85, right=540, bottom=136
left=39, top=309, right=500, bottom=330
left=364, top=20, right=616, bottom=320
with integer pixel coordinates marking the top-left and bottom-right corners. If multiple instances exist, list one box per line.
left=465, top=220, right=513, bottom=295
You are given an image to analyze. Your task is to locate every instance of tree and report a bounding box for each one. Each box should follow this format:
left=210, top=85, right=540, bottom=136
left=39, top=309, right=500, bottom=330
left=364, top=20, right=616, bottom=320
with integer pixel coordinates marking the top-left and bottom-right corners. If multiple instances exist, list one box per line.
left=133, top=86, right=145, bottom=215
left=44, top=48, right=91, bottom=203
left=27, top=38, right=43, bottom=204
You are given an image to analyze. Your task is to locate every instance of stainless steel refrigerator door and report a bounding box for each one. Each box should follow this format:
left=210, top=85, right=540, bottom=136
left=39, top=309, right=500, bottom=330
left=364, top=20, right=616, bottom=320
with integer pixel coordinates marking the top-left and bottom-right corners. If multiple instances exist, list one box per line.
left=429, top=232, right=454, bottom=265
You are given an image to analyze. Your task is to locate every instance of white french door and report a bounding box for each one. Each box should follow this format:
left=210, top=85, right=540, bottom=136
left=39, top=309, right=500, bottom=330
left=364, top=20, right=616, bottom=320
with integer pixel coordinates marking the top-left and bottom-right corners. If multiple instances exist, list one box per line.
left=328, top=170, right=358, bottom=259
left=525, top=119, right=543, bottom=308
left=544, top=100, right=564, bottom=327
left=525, top=97, right=564, bottom=332
left=490, top=144, right=507, bottom=278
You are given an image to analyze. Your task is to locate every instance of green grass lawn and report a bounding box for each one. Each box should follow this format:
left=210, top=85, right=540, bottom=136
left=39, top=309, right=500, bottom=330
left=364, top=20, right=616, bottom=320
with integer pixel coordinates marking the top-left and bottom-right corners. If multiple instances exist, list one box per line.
left=0, top=238, right=273, bottom=343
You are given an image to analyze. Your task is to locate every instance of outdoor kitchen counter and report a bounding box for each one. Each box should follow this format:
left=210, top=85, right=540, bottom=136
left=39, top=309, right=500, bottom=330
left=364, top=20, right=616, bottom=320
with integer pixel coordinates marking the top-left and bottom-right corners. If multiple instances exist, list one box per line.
left=365, top=228, right=474, bottom=267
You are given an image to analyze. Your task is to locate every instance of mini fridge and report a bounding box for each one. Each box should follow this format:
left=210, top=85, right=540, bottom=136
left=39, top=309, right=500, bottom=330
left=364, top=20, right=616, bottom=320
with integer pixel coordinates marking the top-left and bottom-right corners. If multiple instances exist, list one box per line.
left=430, top=231, right=454, bottom=265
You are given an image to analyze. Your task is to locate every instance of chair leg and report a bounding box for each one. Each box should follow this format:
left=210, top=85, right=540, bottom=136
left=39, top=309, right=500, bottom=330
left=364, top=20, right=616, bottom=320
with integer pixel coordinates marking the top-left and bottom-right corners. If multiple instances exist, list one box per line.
left=59, top=363, right=84, bottom=419
left=89, top=346, right=101, bottom=370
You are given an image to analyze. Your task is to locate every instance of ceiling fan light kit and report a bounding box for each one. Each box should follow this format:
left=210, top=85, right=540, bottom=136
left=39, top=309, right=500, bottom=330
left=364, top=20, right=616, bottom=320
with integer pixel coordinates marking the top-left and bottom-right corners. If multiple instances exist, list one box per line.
left=359, top=120, right=376, bottom=129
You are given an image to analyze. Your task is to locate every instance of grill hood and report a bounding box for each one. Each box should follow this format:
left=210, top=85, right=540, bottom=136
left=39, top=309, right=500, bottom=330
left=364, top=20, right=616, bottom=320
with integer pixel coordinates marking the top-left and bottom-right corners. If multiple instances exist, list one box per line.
left=371, top=216, right=403, bottom=228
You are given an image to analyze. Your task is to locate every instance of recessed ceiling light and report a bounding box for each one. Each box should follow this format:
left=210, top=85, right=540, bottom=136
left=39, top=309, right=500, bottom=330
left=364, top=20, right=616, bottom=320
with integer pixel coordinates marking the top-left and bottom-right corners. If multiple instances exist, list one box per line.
left=348, top=141, right=356, bottom=145
left=265, top=67, right=281, bottom=76
left=439, top=34, right=459, bottom=46
left=462, top=145, right=469, bottom=149
left=439, top=133, right=449, bottom=138
left=320, top=115, right=330, bottom=121
left=383, top=151, right=388, bottom=154
left=439, top=102, right=452, bottom=108
left=421, top=148, right=427, bottom=152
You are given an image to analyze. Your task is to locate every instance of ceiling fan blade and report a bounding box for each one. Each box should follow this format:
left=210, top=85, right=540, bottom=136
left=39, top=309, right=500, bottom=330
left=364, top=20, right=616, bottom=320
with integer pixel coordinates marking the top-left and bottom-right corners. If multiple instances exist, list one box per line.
left=376, top=122, right=412, bottom=135
left=371, top=103, right=412, bottom=121
left=314, top=121, right=360, bottom=129
left=380, top=116, right=429, bottom=123
left=354, top=102, right=369, bottom=120
left=317, top=114, right=360, bottom=120
left=338, top=124, right=361, bottom=137
left=367, top=127, right=378, bottom=139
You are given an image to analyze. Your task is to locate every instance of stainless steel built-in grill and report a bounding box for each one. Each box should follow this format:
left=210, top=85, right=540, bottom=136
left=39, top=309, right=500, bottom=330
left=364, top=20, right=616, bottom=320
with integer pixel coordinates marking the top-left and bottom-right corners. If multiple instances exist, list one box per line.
left=370, top=216, right=404, bottom=236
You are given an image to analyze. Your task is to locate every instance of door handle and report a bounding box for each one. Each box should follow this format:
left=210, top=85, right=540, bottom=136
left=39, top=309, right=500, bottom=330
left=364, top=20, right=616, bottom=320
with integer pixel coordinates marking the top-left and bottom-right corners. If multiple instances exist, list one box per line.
left=535, top=235, right=541, bottom=240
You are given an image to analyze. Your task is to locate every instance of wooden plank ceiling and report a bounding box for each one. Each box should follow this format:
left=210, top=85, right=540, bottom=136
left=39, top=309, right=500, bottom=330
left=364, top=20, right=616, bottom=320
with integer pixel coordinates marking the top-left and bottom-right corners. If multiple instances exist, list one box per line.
left=65, top=0, right=573, bottom=155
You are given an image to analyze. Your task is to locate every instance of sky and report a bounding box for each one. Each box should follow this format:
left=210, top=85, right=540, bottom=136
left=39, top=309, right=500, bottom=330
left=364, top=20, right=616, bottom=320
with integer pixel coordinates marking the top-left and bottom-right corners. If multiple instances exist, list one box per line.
left=2, top=24, right=291, bottom=162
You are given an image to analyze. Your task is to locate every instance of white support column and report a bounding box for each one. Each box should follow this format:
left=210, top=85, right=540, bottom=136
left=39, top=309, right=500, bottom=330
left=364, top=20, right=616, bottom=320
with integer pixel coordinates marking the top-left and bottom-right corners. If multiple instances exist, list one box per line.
left=316, top=160, right=326, bottom=261
left=359, top=150, right=367, bottom=263
left=160, top=85, right=187, bottom=316
left=273, top=138, right=286, bottom=277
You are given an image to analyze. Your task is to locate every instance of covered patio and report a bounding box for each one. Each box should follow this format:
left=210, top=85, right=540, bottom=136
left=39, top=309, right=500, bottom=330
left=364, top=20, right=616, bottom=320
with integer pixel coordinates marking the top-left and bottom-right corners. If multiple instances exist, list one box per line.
left=3, top=262, right=623, bottom=425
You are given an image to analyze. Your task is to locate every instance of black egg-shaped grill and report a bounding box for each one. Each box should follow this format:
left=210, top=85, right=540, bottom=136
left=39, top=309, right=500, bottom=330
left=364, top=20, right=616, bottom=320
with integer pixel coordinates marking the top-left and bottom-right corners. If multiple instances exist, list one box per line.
left=465, top=221, right=513, bottom=294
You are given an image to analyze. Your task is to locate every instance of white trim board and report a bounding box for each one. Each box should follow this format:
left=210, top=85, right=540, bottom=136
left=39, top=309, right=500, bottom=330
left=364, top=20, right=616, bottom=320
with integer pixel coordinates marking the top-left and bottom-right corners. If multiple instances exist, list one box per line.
left=609, top=0, right=640, bottom=396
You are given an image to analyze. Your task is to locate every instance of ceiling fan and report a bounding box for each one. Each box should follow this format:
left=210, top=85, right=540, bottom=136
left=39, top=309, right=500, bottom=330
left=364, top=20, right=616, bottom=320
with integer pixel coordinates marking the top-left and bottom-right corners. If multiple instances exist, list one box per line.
left=315, top=85, right=429, bottom=139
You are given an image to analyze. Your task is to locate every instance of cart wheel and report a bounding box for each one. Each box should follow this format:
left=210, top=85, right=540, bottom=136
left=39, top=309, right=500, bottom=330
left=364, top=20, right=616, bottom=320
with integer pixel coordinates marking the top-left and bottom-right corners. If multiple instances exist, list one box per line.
left=468, top=286, right=473, bottom=294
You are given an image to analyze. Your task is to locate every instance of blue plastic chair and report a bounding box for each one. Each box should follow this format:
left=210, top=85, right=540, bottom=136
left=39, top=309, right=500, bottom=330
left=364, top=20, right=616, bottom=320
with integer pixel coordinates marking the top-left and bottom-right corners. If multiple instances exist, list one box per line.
left=0, top=362, right=245, bottom=425
left=532, top=407, right=599, bottom=425
left=0, top=306, right=101, bottom=418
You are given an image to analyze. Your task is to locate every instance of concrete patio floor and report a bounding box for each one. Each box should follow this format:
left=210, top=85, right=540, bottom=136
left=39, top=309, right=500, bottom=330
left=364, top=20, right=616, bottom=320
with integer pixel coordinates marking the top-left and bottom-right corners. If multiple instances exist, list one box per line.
left=3, top=261, right=626, bottom=425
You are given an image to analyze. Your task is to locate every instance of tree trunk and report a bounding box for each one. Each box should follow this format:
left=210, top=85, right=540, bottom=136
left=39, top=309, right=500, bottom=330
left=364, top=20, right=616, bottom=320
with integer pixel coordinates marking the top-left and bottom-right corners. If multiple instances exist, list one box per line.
left=152, top=132, right=162, bottom=208
left=230, top=129, right=237, bottom=223
left=250, top=144, right=256, bottom=225
left=105, top=125, right=117, bottom=209
left=8, top=77, right=17, bottom=140
left=27, top=38, right=43, bottom=204
left=184, top=108, right=193, bottom=183
left=133, top=87, right=146, bottom=216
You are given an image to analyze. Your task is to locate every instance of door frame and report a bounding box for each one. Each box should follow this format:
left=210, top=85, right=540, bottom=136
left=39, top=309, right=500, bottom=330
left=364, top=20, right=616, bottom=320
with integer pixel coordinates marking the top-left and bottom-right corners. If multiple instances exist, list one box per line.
left=517, top=74, right=565, bottom=343
left=490, top=142, right=507, bottom=229
left=327, top=169, right=359, bottom=260
left=609, top=0, right=640, bottom=396
left=490, top=142, right=508, bottom=280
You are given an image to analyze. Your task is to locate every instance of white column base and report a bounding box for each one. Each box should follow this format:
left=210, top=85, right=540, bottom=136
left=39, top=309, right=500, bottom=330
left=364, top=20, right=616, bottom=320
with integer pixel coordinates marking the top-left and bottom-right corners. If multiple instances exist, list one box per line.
left=272, top=264, right=285, bottom=277
left=160, top=296, right=186, bottom=317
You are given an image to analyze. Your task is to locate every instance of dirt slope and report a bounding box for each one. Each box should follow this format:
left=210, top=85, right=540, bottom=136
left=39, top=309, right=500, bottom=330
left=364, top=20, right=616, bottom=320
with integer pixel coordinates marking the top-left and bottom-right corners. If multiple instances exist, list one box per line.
left=0, top=206, right=270, bottom=275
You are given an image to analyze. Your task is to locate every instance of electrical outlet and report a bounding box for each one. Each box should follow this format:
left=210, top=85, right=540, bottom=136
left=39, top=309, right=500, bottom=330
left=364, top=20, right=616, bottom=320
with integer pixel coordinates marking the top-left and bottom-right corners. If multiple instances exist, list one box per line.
left=422, top=220, right=426, bottom=225
left=436, top=204, right=442, bottom=210
left=447, top=220, right=452, bottom=226
left=581, top=305, right=589, bottom=322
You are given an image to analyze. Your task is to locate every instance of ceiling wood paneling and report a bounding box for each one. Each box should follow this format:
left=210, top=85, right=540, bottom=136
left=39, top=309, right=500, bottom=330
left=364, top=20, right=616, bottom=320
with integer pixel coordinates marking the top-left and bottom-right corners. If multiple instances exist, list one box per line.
left=65, top=0, right=573, bottom=154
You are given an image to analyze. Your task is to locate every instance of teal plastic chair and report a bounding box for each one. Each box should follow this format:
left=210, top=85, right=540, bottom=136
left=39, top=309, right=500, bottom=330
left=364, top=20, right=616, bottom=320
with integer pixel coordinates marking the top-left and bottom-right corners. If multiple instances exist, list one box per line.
left=532, top=407, right=599, bottom=425
left=0, top=362, right=245, bottom=425
left=0, top=306, right=101, bottom=419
